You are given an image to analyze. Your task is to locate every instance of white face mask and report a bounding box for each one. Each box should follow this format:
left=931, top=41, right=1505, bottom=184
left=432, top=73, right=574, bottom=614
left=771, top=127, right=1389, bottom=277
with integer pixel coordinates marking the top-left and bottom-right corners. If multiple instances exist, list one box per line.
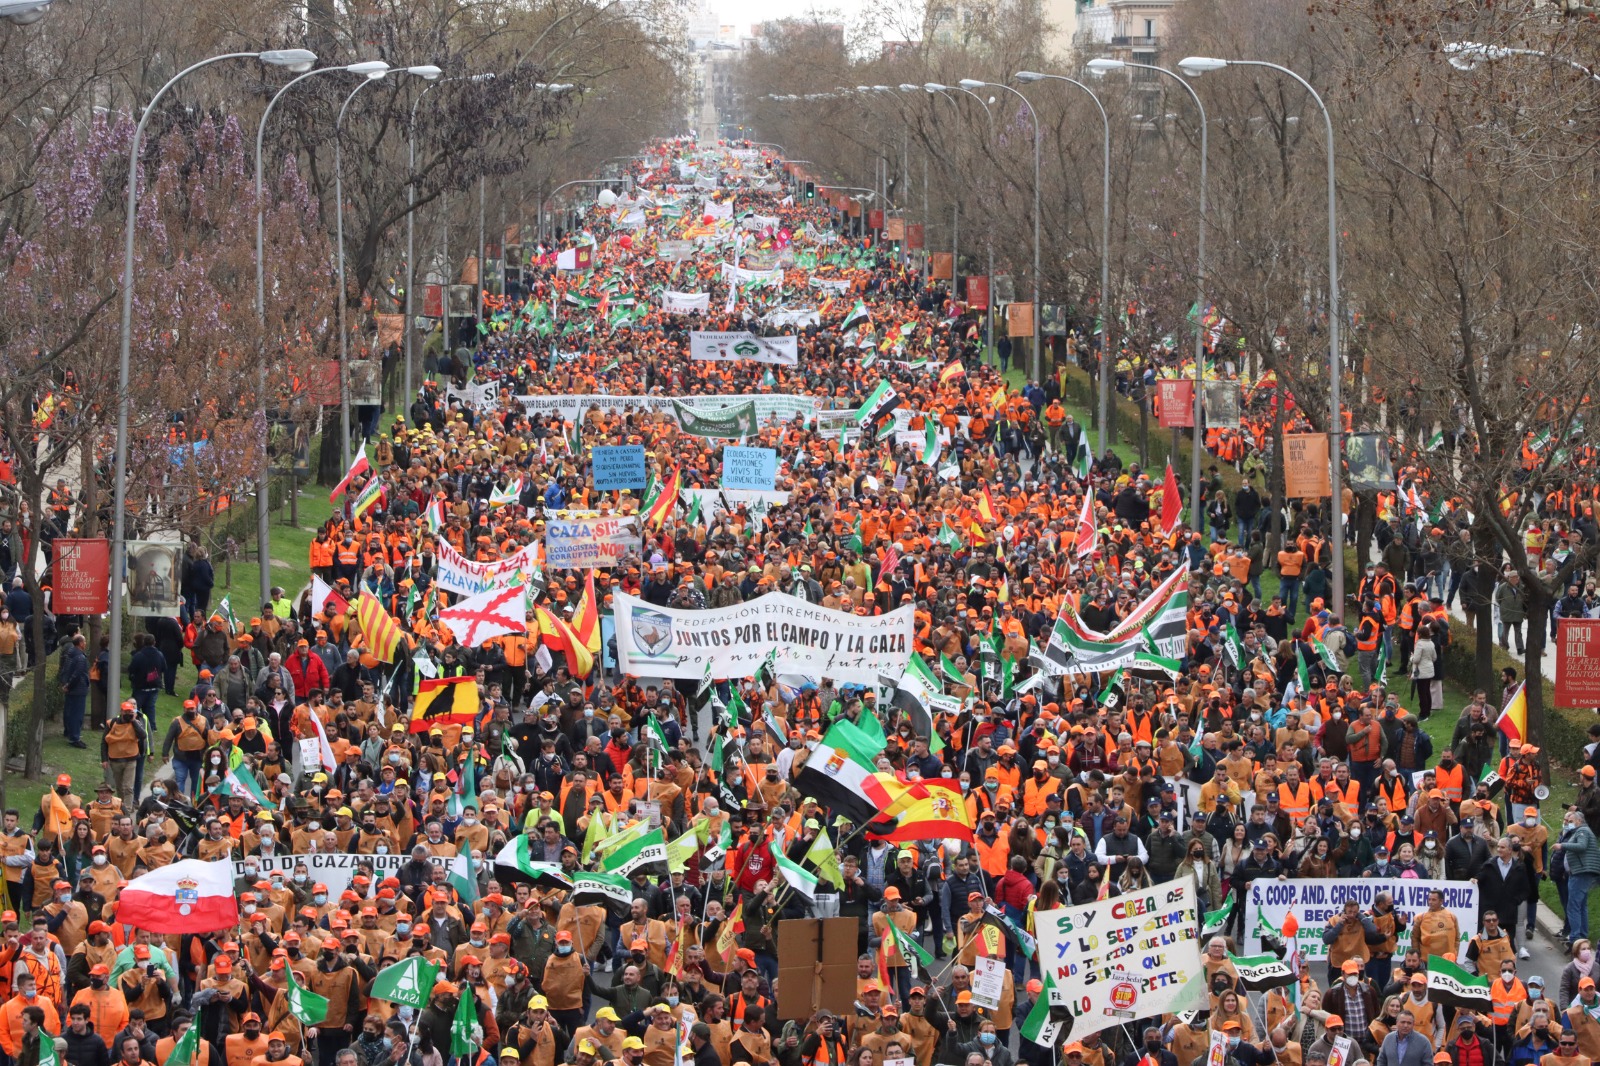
left=1345, top=976, right=1359, bottom=987
left=1527, top=817, right=1539, bottom=827
left=57, top=893, right=71, bottom=905
left=94, top=855, right=107, bottom=866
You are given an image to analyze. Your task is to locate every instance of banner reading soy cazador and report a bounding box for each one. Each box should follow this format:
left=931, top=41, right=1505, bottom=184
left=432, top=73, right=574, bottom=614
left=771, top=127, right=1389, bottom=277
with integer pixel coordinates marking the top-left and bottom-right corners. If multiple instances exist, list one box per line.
left=612, top=590, right=912, bottom=685
left=1034, top=878, right=1207, bottom=1039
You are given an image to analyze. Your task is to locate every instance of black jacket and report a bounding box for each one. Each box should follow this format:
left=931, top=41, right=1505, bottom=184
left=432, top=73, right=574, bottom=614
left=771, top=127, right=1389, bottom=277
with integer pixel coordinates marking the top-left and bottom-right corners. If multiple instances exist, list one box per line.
left=63, top=1023, right=112, bottom=1066
left=1474, top=854, right=1535, bottom=926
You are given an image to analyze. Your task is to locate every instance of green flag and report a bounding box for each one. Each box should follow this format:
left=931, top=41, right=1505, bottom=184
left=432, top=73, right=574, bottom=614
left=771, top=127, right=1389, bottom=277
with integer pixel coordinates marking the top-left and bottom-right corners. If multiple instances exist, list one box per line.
left=1202, top=894, right=1235, bottom=936
left=448, top=849, right=479, bottom=905
left=580, top=810, right=610, bottom=864
left=940, top=653, right=966, bottom=686
left=1295, top=644, right=1311, bottom=694
left=163, top=1024, right=198, bottom=1066
left=885, top=918, right=934, bottom=975
left=1373, top=638, right=1389, bottom=687
left=710, top=733, right=725, bottom=774
left=1019, top=971, right=1065, bottom=1047
left=451, top=985, right=483, bottom=1058
left=369, top=956, right=440, bottom=1008
left=285, top=966, right=330, bottom=1026
left=804, top=828, right=845, bottom=889
left=685, top=495, right=703, bottom=526
left=601, top=827, right=669, bottom=877
left=1312, top=637, right=1339, bottom=673
left=666, top=828, right=701, bottom=872
left=1224, top=622, right=1246, bottom=669
left=937, top=521, right=963, bottom=551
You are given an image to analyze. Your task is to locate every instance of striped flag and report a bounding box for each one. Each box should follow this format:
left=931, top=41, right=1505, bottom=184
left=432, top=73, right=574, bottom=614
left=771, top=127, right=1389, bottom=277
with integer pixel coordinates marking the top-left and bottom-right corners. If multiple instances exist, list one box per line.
left=644, top=467, right=682, bottom=531
left=351, top=476, right=385, bottom=521
left=355, top=591, right=406, bottom=663
left=938, top=359, right=965, bottom=385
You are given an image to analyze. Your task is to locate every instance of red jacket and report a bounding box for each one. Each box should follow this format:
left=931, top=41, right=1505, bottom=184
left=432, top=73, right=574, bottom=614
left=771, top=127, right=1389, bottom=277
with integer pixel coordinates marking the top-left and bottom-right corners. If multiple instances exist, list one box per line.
left=994, top=869, right=1033, bottom=911
left=286, top=651, right=330, bottom=695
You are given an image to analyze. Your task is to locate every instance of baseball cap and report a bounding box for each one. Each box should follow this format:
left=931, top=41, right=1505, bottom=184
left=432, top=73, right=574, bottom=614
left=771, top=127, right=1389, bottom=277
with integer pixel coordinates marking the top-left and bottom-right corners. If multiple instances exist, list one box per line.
left=596, top=1008, right=620, bottom=1022
left=623, top=1038, right=647, bottom=1050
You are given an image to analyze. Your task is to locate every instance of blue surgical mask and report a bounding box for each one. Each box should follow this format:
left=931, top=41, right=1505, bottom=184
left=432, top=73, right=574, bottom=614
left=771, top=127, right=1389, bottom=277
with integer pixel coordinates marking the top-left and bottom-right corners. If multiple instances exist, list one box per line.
left=979, top=1033, right=996, bottom=1046
left=667, top=996, right=680, bottom=1007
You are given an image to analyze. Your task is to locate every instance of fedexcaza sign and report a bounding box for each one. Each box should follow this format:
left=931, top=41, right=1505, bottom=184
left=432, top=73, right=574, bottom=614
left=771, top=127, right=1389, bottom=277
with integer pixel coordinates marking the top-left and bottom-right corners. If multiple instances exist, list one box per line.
left=1034, top=878, right=1207, bottom=1039
left=612, top=590, right=912, bottom=684
left=515, top=393, right=818, bottom=425
left=1245, top=878, right=1476, bottom=960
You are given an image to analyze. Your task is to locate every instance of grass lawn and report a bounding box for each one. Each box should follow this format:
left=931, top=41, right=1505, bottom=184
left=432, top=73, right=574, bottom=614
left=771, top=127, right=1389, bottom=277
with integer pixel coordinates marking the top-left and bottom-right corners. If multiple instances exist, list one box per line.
left=6, top=486, right=338, bottom=817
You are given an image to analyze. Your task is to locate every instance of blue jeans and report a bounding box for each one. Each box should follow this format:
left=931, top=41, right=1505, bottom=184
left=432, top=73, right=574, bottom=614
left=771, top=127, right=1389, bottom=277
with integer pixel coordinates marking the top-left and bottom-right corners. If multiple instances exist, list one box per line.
left=62, top=690, right=85, bottom=743
left=1568, top=873, right=1595, bottom=942
left=173, top=757, right=201, bottom=797
left=1280, top=575, right=1302, bottom=618
left=133, top=688, right=159, bottom=734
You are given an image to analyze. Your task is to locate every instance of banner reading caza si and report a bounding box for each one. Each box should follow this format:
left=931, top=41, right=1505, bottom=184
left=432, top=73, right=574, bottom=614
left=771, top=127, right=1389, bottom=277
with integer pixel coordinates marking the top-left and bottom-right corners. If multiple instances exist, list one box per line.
left=612, top=590, right=911, bottom=685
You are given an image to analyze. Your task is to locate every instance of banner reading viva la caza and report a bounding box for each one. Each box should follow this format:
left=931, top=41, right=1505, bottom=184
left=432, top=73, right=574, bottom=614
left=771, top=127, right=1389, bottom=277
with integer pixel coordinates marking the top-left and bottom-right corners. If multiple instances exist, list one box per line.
left=1035, top=878, right=1207, bottom=1039
left=612, top=590, right=911, bottom=685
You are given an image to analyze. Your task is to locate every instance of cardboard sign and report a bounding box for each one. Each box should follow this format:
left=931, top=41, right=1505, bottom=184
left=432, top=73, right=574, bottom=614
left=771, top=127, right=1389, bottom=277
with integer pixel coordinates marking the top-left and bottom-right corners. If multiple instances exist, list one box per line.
left=721, top=446, right=778, bottom=491
left=775, top=918, right=859, bottom=1021
left=592, top=446, right=648, bottom=491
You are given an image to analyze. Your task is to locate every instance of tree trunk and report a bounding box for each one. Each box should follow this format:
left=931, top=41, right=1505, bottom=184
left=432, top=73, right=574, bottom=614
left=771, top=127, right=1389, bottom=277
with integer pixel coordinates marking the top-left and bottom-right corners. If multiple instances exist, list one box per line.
left=1524, top=584, right=1552, bottom=745
left=1268, top=395, right=1287, bottom=557
left=22, top=497, right=49, bottom=779
left=317, top=423, right=342, bottom=486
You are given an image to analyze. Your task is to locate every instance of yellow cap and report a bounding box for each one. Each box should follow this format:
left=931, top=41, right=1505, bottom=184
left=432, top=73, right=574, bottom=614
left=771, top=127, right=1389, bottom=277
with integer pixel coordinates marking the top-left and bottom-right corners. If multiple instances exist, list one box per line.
left=529, top=995, right=549, bottom=1010
left=623, top=1038, right=647, bottom=1051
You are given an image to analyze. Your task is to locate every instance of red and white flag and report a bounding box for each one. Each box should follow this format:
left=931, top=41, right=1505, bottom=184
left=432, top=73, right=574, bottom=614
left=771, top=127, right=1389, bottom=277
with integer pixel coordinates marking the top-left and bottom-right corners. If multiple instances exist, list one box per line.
left=311, top=576, right=348, bottom=617
left=1159, top=463, right=1182, bottom=537
left=438, top=582, right=528, bottom=648
left=1074, top=492, right=1099, bottom=559
left=116, top=859, right=238, bottom=933
left=329, top=444, right=371, bottom=502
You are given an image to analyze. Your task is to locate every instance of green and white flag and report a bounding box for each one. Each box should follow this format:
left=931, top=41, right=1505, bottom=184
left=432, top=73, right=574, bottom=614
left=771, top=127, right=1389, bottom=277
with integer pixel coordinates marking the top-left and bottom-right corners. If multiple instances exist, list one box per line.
left=1019, top=971, right=1065, bottom=1048
left=937, top=522, right=964, bottom=551
left=571, top=871, right=636, bottom=915
left=216, top=595, right=238, bottom=632
left=493, top=836, right=576, bottom=890
left=685, top=495, right=703, bottom=526
left=1202, top=894, right=1235, bottom=936
left=884, top=918, right=934, bottom=977
left=601, top=827, right=669, bottom=877
left=594, top=818, right=651, bottom=859
left=1427, top=955, right=1491, bottom=1012
left=940, top=653, right=967, bottom=686
left=1312, top=637, right=1339, bottom=673
left=285, top=966, right=330, bottom=1025
left=1373, top=638, right=1389, bottom=687
left=1296, top=644, right=1311, bottom=693
left=448, top=849, right=479, bottom=905
left=1425, top=429, right=1444, bottom=452
left=451, top=986, right=483, bottom=1058
left=666, top=828, right=702, bottom=872
left=163, top=1025, right=198, bottom=1066
left=370, top=957, right=440, bottom=1008
left=1132, top=649, right=1183, bottom=678
left=804, top=827, right=845, bottom=889
left=209, top=763, right=270, bottom=807
left=1229, top=953, right=1296, bottom=992
left=769, top=839, right=818, bottom=900
left=1224, top=622, right=1246, bottom=670
left=922, top=420, right=941, bottom=466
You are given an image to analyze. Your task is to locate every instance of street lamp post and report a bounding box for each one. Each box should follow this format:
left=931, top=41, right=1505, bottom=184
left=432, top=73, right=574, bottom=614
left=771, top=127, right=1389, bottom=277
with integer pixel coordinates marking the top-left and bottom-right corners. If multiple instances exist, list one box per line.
left=930, top=82, right=995, bottom=364
left=255, top=59, right=389, bottom=606
left=1014, top=71, right=1111, bottom=455
left=1088, top=57, right=1208, bottom=525
left=111, top=46, right=315, bottom=736
left=1180, top=55, right=1344, bottom=609
left=334, top=65, right=441, bottom=473
left=961, top=78, right=1041, bottom=381
left=407, top=73, right=495, bottom=412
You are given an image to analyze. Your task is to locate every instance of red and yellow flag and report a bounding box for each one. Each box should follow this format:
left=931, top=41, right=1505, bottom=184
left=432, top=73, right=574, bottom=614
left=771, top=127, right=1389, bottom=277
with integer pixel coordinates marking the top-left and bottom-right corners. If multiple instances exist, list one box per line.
left=355, top=590, right=405, bottom=662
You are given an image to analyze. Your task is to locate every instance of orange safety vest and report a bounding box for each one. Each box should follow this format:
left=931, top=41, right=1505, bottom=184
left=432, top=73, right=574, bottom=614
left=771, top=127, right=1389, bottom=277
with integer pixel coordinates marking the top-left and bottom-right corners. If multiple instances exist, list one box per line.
left=1348, top=722, right=1383, bottom=763
left=973, top=835, right=1011, bottom=879
left=1490, top=978, right=1527, bottom=1025
left=1434, top=763, right=1465, bottom=804
left=1277, top=782, right=1315, bottom=824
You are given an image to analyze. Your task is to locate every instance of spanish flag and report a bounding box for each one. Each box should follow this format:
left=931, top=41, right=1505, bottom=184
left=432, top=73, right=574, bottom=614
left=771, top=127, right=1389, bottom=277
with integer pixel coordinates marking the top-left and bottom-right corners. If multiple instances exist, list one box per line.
left=644, top=466, right=681, bottom=532
left=939, top=359, right=966, bottom=385
left=355, top=590, right=405, bottom=662
left=976, top=484, right=1000, bottom=525
left=869, top=781, right=974, bottom=842
left=1496, top=681, right=1528, bottom=745
left=409, top=677, right=480, bottom=734
left=572, top=571, right=602, bottom=657
left=535, top=604, right=595, bottom=679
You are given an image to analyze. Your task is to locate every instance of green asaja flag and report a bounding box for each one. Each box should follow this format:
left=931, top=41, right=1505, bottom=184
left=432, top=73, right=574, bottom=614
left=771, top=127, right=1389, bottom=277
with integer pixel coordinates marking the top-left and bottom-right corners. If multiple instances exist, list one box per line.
left=448, top=849, right=479, bottom=905
left=162, top=1024, right=198, bottom=1066
left=285, top=965, right=330, bottom=1025
left=885, top=917, right=934, bottom=976
left=601, top=827, right=669, bottom=877
left=451, top=985, right=483, bottom=1058
left=1296, top=644, right=1311, bottom=693
left=370, top=956, right=440, bottom=1008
